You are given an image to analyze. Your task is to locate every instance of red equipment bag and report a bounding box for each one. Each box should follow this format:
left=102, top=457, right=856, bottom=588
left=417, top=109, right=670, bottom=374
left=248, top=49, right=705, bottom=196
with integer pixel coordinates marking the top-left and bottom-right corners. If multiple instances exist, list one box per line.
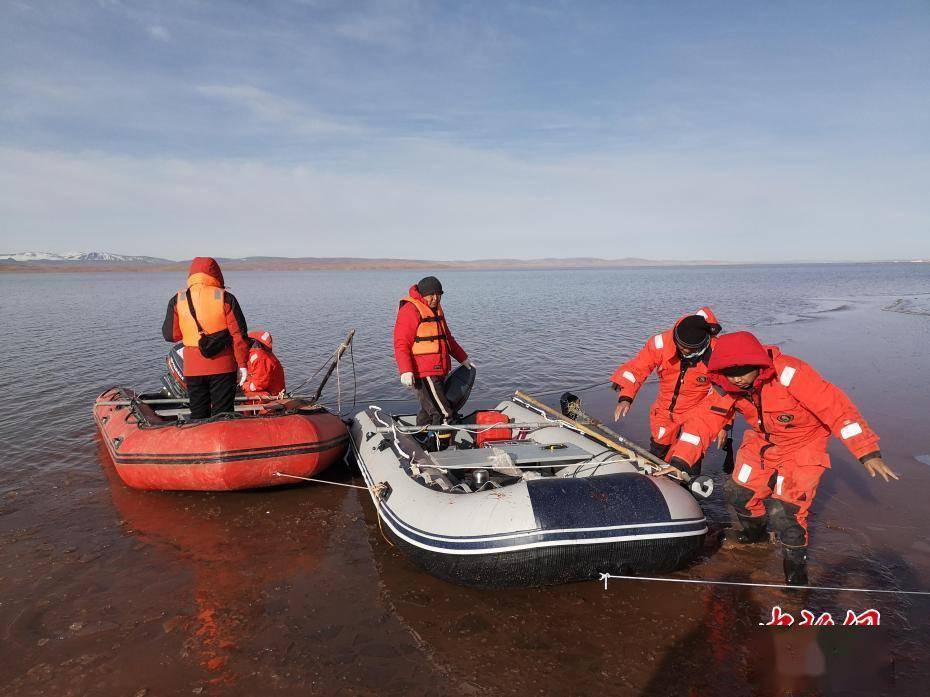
left=475, top=411, right=512, bottom=447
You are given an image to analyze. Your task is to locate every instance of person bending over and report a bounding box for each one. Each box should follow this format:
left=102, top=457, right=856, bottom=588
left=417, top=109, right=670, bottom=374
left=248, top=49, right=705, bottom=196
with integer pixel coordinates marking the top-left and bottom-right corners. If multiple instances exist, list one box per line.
left=610, top=307, right=725, bottom=471
left=662, top=331, right=898, bottom=585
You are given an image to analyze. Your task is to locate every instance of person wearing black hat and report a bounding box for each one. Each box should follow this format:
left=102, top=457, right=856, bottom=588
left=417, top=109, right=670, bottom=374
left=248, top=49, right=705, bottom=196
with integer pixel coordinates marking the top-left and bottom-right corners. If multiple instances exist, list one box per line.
left=609, top=307, right=725, bottom=468
left=394, top=277, right=474, bottom=436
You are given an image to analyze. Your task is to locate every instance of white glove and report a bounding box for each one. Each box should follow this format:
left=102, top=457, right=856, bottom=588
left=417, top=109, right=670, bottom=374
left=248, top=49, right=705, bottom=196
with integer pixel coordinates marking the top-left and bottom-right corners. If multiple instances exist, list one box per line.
left=463, top=360, right=476, bottom=370
left=400, top=372, right=415, bottom=388
left=238, top=367, right=248, bottom=386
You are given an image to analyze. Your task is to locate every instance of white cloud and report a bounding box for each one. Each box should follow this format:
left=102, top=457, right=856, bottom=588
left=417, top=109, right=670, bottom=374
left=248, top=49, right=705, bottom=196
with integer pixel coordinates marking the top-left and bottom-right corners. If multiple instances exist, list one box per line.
left=148, top=24, right=170, bottom=42
left=196, top=84, right=365, bottom=136
left=1, top=143, right=927, bottom=261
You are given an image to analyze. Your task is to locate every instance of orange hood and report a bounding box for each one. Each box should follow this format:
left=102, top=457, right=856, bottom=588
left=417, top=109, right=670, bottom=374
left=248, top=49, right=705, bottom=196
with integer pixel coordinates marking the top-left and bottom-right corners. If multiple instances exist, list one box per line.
left=248, top=330, right=273, bottom=350
left=187, top=257, right=225, bottom=289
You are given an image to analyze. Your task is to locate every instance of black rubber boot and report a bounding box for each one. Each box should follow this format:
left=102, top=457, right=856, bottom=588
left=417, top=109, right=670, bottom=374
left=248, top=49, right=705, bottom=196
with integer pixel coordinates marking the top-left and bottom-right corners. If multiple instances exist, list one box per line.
left=732, top=515, right=769, bottom=544
left=783, top=545, right=809, bottom=586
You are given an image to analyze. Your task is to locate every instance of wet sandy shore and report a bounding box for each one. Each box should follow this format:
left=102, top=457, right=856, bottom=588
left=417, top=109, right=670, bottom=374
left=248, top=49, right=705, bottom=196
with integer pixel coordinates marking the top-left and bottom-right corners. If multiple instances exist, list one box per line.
left=3, top=294, right=930, bottom=696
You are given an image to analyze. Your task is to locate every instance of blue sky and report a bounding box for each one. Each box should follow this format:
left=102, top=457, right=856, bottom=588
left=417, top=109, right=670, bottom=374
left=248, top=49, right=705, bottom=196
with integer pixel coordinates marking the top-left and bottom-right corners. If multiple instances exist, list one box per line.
left=1, top=0, right=928, bottom=261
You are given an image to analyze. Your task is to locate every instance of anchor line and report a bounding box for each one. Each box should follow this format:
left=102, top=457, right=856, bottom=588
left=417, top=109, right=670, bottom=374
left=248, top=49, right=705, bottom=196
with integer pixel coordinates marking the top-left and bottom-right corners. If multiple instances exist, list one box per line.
left=598, top=572, right=930, bottom=596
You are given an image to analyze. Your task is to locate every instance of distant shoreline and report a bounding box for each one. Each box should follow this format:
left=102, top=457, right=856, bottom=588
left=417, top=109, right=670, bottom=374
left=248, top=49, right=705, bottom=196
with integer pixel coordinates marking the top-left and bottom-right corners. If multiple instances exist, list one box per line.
left=1, top=258, right=924, bottom=274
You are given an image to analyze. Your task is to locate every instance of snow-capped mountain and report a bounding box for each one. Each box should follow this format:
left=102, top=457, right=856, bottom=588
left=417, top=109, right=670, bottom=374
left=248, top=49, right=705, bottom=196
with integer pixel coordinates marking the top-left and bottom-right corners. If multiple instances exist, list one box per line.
left=1, top=251, right=170, bottom=263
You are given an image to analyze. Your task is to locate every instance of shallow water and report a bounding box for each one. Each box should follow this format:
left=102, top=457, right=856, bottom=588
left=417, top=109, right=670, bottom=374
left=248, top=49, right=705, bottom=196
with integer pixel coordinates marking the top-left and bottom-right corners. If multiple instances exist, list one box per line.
left=2, top=264, right=930, bottom=695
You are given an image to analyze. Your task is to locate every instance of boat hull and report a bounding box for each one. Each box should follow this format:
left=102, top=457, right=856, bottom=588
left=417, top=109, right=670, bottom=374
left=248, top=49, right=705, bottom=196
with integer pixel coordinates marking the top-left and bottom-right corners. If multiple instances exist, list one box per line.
left=94, top=387, right=349, bottom=491
left=384, top=525, right=703, bottom=587
left=350, top=401, right=707, bottom=587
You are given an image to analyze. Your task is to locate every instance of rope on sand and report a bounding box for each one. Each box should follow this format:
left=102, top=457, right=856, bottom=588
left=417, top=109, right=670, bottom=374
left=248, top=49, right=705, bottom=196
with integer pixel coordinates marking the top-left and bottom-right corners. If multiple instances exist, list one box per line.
left=272, top=472, right=395, bottom=547
left=272, top=471, right=370, bottom=490
left=598, top=572, right=930, bottom=596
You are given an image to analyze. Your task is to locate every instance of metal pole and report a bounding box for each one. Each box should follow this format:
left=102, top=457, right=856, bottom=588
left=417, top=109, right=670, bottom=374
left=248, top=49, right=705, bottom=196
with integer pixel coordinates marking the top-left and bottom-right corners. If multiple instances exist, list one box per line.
left=309, top=330, right=356, bottom=405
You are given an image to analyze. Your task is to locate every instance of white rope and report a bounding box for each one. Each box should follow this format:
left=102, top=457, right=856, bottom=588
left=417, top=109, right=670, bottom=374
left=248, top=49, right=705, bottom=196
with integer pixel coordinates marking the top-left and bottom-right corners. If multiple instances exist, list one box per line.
left=368, top=404, right=413, bottom=460
left=391, top=421, right=412, bottom=460
left=272, top=471, right=369, bottom=490
left=370, top=405, right=389, bottom=427
left=598, top=572, right=930, bottom=596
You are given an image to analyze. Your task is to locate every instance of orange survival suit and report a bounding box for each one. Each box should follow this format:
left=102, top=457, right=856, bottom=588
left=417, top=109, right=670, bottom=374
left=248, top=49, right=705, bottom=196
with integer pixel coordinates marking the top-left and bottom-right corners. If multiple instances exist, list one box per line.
left=666, top=331, right=881, bottom=554
left=610, top=307, right=722, bottom=459
left=244, top=330, right=285, bottom=396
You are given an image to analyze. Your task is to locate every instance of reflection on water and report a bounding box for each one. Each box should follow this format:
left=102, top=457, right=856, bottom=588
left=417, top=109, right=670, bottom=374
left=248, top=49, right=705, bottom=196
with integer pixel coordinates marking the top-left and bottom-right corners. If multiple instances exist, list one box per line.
left=2, top=263, right=930, bottom=694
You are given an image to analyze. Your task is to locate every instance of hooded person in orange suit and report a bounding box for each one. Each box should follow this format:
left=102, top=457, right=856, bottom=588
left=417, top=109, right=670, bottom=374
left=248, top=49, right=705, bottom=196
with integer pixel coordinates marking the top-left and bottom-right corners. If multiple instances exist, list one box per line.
left=162, top=257, right=250, bottom=419
left=663, top=331, right=898, bottom=585
left=243, top=330, right=285, bottom=397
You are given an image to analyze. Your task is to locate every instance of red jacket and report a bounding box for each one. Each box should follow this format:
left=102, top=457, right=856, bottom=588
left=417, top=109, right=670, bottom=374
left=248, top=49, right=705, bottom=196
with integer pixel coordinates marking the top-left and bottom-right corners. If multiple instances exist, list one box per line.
left=667, top=331, right=881, bottom=468
left=162, top=257, right=249, bottom=377
left=245, top=330, right=285, bottom=396
left=610, top=307, right=721, bottom=443
left=393, top=285, right=468, bottom=378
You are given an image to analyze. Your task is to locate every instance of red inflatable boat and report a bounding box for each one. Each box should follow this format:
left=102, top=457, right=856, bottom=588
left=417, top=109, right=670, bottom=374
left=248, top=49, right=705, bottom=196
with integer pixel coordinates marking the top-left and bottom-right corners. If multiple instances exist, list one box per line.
left=94, top=387, right=349, bottom=491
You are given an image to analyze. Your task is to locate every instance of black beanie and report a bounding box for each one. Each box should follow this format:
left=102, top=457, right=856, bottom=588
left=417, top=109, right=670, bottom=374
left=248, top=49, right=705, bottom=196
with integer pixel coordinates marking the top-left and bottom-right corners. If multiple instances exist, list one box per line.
left=674, top=315, right=716, bottom=351
left=417, top=276, right=443, bottom=296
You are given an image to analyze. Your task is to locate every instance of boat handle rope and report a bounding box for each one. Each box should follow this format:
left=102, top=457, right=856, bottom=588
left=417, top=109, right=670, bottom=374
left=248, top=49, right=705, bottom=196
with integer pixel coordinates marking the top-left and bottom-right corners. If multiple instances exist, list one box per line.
left=272, top=471, right=389, bottom=496
left=273, top=471, right=396, bottom=548
left=369, top=404, right=414, bottom=461
left=598, top=572, right=930, bottom=596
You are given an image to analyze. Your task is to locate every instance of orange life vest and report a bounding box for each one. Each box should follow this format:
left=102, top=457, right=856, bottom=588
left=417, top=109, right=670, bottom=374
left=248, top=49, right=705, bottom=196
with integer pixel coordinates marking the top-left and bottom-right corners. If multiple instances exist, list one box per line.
left=402, top=295, right=449, bottom=356
left=177, top=285, right=227, bottom=347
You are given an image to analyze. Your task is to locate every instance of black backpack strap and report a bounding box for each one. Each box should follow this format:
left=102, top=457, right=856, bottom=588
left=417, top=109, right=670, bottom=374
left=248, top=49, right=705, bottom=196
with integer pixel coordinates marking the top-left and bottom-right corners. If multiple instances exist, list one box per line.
left=185, top=288, right=206, bottom=336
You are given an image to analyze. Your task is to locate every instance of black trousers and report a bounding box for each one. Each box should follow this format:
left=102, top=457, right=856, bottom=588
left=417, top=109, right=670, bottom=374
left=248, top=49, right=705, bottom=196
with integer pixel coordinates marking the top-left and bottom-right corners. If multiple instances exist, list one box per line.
left=414, top=375, right=456, bottom=426
left=187, top=372, right=237, bottom=419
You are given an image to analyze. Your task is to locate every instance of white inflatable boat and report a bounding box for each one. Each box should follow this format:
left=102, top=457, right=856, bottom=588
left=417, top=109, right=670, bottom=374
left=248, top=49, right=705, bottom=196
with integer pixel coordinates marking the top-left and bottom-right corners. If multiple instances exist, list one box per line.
left=349, top=393, right=707, bottom=587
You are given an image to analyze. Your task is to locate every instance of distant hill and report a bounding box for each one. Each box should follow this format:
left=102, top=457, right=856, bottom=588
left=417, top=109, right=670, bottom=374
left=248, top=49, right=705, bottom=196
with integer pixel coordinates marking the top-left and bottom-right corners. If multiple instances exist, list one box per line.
left=0, top=252, right=731, bottom=273
left=1, top=251, right=171, bottom=264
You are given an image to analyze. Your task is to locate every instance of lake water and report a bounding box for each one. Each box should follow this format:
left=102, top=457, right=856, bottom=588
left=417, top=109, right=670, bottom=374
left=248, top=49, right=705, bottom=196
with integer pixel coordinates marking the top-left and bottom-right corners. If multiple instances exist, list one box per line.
left=2, top=263, right=930, bottom=695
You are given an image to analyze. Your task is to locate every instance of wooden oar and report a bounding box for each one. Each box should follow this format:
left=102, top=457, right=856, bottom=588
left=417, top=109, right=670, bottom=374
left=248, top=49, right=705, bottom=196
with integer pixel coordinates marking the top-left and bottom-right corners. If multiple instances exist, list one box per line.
left=514, top=390, right=648, bottom=463
left=561, top=392, right=715, bottom=499
left=513, top=390, right=714, bottom=498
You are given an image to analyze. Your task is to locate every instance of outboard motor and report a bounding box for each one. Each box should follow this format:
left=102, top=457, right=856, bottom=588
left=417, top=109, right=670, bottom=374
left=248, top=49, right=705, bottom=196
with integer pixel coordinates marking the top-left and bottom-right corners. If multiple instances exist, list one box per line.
left=161, top=342, right=188, bottom=398
left=444, top=363, right=476, bottom=414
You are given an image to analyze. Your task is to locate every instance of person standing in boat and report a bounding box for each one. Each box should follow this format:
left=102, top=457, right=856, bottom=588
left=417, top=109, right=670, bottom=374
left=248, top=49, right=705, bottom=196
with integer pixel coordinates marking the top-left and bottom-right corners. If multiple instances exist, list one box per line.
left=243, top=330, right=285, bottom=397
left=661, top=330, right=898, bottom=586
left=162, top=257, right=250, bottom=419
left=610, top=307, right=725, bottom=468
left=394, top=276, right=474, bottom=438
